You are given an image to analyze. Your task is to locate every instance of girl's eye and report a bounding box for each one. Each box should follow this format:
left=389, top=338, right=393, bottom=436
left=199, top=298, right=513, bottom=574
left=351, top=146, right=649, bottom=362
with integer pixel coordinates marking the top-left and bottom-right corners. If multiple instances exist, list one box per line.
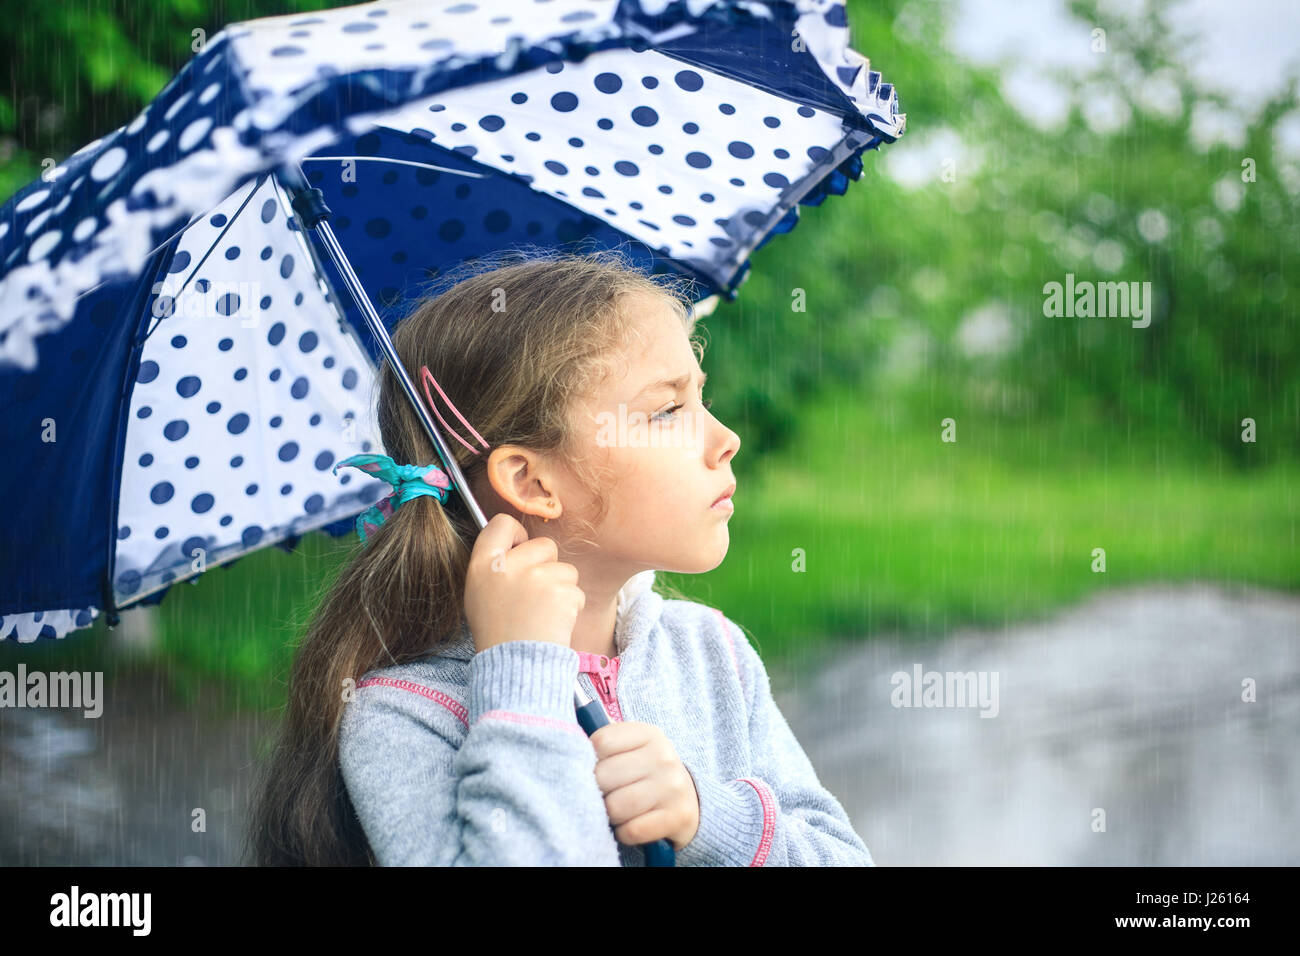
left=652, top=397, right=713, bottom=422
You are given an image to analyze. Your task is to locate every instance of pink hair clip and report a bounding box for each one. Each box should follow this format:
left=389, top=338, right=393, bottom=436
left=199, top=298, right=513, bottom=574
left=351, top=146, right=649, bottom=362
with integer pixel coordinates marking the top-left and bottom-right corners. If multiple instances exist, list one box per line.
left=420, top=365, right=490, bottom=456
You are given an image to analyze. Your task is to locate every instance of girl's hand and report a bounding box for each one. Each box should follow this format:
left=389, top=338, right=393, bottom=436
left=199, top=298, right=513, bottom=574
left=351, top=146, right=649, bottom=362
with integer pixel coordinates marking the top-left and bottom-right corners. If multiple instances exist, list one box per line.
left=463, top=513, right=585, bottom=654
left=590, top=722, right=700, bottom=850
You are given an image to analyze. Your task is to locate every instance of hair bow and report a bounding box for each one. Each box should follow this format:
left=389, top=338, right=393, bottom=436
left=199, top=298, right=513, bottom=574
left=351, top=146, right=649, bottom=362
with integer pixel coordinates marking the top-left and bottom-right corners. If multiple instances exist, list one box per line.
left=332, top=453, right=452, bottom=546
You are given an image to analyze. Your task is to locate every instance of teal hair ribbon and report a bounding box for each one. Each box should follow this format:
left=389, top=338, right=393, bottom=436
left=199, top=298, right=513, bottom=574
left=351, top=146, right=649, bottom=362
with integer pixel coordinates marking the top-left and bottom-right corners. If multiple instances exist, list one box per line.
left=332, top=453, right=453, bottom=546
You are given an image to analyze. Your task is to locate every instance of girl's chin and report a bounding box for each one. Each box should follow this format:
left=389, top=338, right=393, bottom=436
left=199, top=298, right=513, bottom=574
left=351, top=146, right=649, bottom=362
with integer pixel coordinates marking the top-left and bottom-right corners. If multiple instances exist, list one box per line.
left=691, top=540, right=732, bottom=574
left=659, top=549, right=729, bottom=576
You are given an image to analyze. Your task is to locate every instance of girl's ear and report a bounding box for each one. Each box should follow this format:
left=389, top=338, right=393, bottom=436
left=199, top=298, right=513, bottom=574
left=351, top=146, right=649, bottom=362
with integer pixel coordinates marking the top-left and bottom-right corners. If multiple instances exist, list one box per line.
left=483, top=444, right=559, bottom=519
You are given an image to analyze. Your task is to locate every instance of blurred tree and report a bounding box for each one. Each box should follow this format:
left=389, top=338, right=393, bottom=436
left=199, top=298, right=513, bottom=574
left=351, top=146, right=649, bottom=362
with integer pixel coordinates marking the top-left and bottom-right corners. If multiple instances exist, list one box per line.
left=794, top=0, right=1299, bottom=467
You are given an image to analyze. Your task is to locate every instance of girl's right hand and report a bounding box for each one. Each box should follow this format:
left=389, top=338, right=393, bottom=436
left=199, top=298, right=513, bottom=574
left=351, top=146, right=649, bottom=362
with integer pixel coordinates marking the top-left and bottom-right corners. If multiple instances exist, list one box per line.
left=464, top=512, right=586, bottom=654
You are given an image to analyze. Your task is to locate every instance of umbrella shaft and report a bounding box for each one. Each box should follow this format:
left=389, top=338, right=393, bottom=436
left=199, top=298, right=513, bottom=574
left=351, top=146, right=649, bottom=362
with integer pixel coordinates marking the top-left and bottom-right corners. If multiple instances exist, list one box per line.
left=311, top=217, right=489, bottom=532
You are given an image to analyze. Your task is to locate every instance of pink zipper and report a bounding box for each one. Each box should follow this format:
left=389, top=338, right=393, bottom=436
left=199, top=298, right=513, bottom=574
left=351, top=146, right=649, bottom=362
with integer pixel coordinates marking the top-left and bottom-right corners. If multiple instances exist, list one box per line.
left=575, top=651, right=624, bottom=722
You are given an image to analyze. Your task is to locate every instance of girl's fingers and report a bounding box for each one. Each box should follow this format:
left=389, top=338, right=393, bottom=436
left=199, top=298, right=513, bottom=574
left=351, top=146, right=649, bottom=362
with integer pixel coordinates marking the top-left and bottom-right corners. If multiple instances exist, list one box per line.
left=601, top=776, right=661, bottom=827
left=589, top=720, right=656, bottom=759
left=613, top=808, right=676, bottom=847
left=471, top=512, right=526, bottom=564
left=502, top=533, right=560, bottom=567
left=593, top=747, right=656, bottom=794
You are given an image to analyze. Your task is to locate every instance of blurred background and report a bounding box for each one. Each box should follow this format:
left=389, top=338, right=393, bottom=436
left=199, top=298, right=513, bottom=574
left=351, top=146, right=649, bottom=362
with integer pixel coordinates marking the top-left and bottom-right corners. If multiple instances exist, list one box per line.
left=1, top=0, right=1296, bottom=865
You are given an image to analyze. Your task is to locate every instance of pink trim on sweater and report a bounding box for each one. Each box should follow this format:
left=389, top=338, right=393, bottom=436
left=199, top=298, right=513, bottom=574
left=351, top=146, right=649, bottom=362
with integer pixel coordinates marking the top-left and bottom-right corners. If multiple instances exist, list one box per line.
left=357, top=676, right=468, bottom=728
left=738, top=778, right=776, bottom=866
left=478, top=709, right=587, bottom=738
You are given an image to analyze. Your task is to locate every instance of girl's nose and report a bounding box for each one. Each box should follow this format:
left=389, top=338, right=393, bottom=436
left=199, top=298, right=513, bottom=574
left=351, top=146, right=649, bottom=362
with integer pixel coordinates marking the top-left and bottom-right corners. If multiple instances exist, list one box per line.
left=714, top=420, right=740, bottom=465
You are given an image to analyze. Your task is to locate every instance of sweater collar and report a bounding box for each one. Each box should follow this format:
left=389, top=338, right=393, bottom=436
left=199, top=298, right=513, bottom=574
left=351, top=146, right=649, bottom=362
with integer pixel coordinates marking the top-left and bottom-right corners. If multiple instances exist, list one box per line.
left=434, top=569, right=661, bottom=662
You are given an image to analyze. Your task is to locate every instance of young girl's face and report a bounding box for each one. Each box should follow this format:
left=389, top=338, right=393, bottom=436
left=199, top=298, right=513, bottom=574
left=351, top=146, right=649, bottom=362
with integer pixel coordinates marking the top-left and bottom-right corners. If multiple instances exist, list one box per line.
left=566, top=290, right=741, bottom=574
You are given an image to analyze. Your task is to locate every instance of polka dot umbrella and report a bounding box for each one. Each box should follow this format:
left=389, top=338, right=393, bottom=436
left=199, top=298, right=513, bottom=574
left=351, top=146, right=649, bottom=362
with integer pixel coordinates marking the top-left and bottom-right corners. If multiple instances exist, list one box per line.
left=0, top=0, right=904, bottom=644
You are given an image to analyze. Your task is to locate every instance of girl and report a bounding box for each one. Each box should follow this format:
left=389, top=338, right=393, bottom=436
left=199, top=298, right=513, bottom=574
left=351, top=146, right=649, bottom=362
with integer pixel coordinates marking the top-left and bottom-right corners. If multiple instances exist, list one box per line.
left=246, top=246, right=873, bottom=866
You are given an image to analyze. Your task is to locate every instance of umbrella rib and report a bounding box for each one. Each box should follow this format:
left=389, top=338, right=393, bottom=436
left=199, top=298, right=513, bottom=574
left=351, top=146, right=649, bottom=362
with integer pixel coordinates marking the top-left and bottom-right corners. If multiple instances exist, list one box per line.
left=300, top=156, right=488, bottom=179
left=265, top=173, right=374, bottom=375
left=68, top=200, right=244, bottom=308
left=143, top=174, right=267, bottom=340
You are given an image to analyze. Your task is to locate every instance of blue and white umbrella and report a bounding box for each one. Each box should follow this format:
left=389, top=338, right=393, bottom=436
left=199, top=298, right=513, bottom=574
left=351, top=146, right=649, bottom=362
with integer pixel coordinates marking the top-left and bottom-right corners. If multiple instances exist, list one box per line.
left=0, top=0, right=904, bottom=644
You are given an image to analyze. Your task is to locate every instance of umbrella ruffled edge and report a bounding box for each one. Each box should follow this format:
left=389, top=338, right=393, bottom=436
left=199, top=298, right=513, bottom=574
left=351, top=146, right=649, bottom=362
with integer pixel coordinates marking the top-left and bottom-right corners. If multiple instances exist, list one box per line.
left=1, top=606, right=101, bottom=644
left=791, top=1, right=906, bottom=142
left=0, top=514, right=369, bottom=642
left=719, top=140, right=878, bottom=296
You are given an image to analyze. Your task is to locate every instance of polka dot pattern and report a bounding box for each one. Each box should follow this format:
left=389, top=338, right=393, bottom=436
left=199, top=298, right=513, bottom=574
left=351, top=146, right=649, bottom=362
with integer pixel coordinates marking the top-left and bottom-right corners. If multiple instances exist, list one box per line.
left=113, top=175, right=385, bottom=604
left=323, top=46, right=847, bottom=291
left=234, top=0, right=623, bottom=101
left=289, top=2, right=901, bottom=313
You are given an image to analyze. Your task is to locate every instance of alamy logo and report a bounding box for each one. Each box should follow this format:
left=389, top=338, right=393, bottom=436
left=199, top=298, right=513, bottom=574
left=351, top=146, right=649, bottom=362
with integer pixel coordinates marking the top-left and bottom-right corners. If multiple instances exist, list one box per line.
left=890, top=663, right=1000, bottom=718
left=1042, top=273, right=1152, bottom=328
left=49, top=886, right=151, bottom=935
left=594, top=403, right=704, bottom=448
left=0, top=665, right=103, bottom=718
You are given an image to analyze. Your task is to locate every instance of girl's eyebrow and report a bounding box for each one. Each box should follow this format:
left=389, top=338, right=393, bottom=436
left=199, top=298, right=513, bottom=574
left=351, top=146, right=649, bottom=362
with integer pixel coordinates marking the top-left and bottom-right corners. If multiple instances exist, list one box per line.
left=633, top=369, right=707, bottom=401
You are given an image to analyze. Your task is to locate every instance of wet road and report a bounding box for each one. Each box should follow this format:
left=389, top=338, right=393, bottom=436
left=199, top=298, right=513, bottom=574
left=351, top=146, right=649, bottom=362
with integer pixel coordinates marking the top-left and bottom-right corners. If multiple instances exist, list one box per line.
left=0, top=664, right=270, bottom=866
left=779, top=583, right=1300, bottom=865
left=2, top=582, right=1297, bottom=865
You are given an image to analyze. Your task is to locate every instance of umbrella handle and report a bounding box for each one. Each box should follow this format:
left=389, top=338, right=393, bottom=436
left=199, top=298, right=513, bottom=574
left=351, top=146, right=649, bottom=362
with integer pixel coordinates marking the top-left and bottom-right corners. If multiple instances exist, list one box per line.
left=575, top=687, right=676, bottom=867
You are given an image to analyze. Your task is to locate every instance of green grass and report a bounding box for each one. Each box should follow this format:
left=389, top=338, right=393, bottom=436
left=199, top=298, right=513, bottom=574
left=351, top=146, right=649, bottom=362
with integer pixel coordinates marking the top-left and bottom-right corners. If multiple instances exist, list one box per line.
left=664, top=383, right=1299, bottom=662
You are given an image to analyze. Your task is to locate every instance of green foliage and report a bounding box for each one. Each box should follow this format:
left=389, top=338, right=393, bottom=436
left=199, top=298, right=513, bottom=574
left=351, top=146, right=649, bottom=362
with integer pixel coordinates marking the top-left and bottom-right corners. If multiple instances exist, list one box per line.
left=0, top=0, right=334, bottom=198
left=702, top=0, right=1298, bottom=468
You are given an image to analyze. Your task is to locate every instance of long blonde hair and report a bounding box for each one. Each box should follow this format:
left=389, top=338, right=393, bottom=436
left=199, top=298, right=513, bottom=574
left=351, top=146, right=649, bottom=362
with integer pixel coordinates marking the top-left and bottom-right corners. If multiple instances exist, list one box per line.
left=246, top=246, right=705, bottom=865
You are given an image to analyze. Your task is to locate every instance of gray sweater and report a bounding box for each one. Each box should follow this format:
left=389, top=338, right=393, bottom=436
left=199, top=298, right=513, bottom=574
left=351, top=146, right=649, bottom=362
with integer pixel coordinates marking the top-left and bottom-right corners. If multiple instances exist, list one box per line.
left=337, top=570, right=874, bottom=866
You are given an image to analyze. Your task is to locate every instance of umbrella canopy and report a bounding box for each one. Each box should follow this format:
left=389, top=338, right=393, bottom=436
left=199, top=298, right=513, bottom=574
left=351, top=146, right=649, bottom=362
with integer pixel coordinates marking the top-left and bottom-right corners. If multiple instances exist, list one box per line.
left=0, top=0, right=904, bottom=642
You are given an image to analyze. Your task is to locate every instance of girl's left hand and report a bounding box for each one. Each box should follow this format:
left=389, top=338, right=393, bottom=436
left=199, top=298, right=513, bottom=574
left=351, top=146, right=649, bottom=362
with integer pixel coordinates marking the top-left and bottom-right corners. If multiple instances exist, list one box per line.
left=590, top=722, right=700, bottom=850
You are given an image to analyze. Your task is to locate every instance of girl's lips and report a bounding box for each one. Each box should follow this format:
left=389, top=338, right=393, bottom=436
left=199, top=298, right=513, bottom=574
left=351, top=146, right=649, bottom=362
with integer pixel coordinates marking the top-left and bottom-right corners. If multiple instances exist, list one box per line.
left=711, top=482, right=736, bottom=507
left=711, top=496, right=734, bottom=513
